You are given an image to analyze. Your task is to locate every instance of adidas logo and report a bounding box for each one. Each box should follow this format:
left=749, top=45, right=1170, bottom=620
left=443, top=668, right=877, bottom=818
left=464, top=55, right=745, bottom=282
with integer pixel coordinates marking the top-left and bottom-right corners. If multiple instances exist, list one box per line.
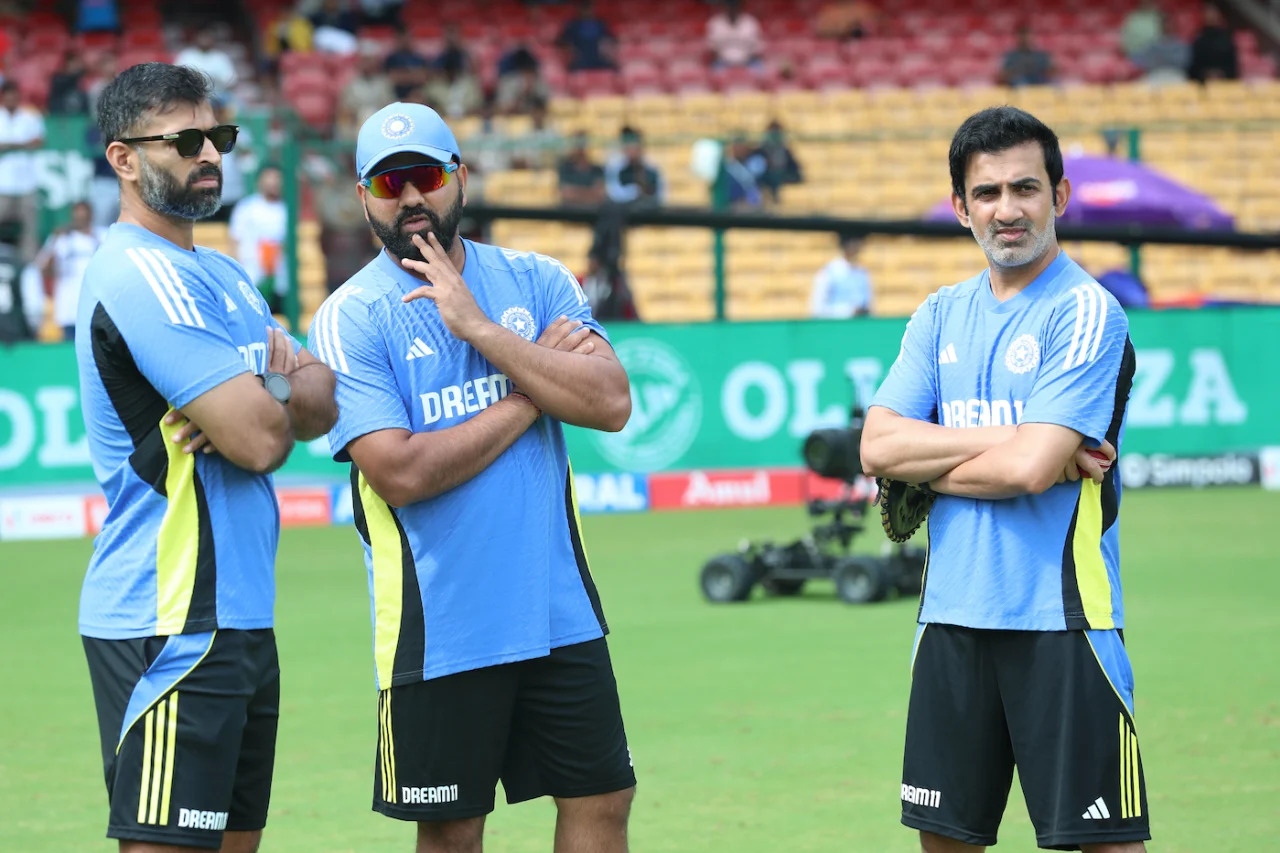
left=938, top=343, right=958, bottom=364
left=1081, top=797, right=1111, bottom=820
left=405, top=338, right=434, bottom=360
left=224, top=293, right=237, bottom=312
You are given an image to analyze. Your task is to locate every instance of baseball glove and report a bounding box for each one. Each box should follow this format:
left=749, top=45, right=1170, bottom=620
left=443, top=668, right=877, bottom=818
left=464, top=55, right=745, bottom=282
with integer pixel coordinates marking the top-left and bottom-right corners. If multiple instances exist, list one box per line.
left=876, top=478, right=936, bottom=543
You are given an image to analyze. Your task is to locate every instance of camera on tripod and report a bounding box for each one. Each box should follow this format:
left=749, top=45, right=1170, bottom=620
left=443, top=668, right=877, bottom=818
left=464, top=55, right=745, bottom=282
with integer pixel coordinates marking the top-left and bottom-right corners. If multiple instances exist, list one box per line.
left=698, top=401, right=927, bottom=605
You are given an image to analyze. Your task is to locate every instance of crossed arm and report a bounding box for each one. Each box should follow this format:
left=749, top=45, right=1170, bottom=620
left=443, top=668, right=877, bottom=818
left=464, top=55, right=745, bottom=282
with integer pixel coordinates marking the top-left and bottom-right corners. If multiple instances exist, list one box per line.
left=860, top=407, right=1112, bottom=500
left=167, top=329, right=338, bottom=474
left=348, top=317, right=614, bottom=508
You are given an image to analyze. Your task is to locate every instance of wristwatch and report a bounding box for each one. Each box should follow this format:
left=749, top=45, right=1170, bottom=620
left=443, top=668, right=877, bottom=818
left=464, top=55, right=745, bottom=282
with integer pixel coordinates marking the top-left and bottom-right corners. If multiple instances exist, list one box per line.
left=261, top=371, right=292, bottom=405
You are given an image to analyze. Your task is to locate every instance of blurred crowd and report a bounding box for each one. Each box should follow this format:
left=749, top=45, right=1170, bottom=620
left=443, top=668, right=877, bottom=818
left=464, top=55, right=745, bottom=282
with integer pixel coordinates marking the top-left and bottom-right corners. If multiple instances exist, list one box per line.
left=0, top=0, right=1269, bottom=339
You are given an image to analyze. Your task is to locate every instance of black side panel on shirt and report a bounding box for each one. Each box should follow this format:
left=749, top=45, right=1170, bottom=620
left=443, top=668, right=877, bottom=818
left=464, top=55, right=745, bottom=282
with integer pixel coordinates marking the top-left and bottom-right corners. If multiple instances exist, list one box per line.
left=390, top=510, right=426, bottom=679
left=1060, top=335, right=1137, bottom=630
left=349, top=463, right=427, bottom=683
left=184, top=470, right=219, bottom=630
left=564, top=465, right=607, bottom=631
left=90, top=302, right=170, bottom=493
left=1101, top=337, right=1137, bottom=536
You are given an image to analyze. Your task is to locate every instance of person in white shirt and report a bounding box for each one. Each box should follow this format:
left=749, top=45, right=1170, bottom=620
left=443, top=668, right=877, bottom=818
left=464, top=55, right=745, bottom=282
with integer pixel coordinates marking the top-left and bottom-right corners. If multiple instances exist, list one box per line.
left=706, top=0, right=765, bottom=69
left=228, top=165, right=288, bottom=313
left=811, top=233, right=873, bottom=318
left=0, top=81, right=46, bottom=263
left=174, top=31, right=238, bottom=99
left=36, top=201, right=105, bottom=340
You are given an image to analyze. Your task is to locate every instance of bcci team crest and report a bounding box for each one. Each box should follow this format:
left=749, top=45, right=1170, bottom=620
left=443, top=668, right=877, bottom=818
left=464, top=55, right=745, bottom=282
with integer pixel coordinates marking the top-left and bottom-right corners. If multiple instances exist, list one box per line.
left=381, top=114, right=414, bottom=139
left=238, top=280, right=264, bottom=315
left=500, top=306, right=537, bottom=340
left=1005, top=334, right=1040, bottom=374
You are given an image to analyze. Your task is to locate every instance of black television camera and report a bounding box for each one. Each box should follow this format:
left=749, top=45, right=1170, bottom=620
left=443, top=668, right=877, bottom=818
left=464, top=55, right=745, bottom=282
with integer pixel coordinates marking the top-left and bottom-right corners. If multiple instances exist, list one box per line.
left=698, top=402, right=927, bottom=605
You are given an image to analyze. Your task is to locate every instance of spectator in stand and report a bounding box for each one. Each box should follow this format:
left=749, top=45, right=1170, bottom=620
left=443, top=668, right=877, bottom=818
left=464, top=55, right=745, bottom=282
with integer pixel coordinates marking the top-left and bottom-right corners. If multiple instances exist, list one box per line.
left=706, top=0, right=765, bottom=69
left=35, top=200, right=104, bottom=341
left=1000, top=27, right=1055, bottom=87
left=557, top=1, right=617, bottom=71
left=815, top=0, right=877, bottom=40
left=384, top=31, right=431, bottom=100
left=311, top=0, right=360, bottom=55
left=810, top=233, right=872, bottom=318
left=229, top=165, right=289, bottom=314
left=746, top=119, right=803, bottom=204
left=48, top=52, right=90, bottom=116
left=338, top=44, right=395, bottom=140
left=85, top=125, right=120, bottom=228
left=0, top=81, right=45, bottom=263
left=76, top=0, right=119, bottom=33
left=309, top=0, right=359, bottom=34
left=723, top=134, right=762, bottom=210
left=1189, top=3, right=1238, bottom=83
left=210, top=100, right=254, bottom=224
left=1133, top=13, right=1190, bottom=85
left=1122, top=0, right=1166, bottom=64
left=314, top=153, right=373, bottom=293
left=174, top=29, right=238, bottom=100
left=85, top=53, right=117, bottom=116
left=605, top=126, right=664, bottom=207
left=435, top=24, right=473, bottom=75
left=558, top=130, right=606, bottom=206
left=461, top=100, right=513, bottom=202
left=423, top=51, right=484, bottom=118
left=357, top=0, right=404, bottom=27
left=264, top=6, right=315, bottom=63
left=510, top=98, right=562, bottom=169
left=495, top=45, right=550, bottom=114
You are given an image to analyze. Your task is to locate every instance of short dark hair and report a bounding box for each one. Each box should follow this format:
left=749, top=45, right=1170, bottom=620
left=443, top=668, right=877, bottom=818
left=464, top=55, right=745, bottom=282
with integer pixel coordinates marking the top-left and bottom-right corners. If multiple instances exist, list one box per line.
left=948, top=106, right=1063, bottom=201
left=96, top=62, right=213, bottom=145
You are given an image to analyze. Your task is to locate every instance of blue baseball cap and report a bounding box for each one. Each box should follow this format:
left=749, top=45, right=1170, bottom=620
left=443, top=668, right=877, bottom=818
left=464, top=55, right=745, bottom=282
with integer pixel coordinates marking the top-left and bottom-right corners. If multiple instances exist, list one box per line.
left=355, top=102, right=461, bottom=179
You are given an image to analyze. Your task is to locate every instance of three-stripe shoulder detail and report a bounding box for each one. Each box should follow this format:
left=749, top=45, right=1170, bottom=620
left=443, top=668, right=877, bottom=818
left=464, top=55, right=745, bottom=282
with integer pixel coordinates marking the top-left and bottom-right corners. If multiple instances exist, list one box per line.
left=125, top=247, right=206, bottom=328
left=1061, top=281, right=1111, bottom=371
left=310, top=285, right=365, bottom=375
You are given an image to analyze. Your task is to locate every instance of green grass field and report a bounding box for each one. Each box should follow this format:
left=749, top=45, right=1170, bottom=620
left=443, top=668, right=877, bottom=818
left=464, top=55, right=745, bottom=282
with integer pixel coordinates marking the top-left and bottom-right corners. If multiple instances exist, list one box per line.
left=2, top=488, right=1278, bottom=852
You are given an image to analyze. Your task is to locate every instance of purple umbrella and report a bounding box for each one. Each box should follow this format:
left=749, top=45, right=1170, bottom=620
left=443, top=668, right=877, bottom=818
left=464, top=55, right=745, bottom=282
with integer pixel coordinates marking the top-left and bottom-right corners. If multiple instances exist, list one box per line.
left=925, top=154, right=1235, bottom=230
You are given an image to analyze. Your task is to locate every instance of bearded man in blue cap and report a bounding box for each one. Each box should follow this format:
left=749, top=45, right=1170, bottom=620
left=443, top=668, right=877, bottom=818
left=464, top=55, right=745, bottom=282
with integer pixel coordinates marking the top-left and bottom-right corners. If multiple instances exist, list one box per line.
left=308, top=102, right=636, bottom=853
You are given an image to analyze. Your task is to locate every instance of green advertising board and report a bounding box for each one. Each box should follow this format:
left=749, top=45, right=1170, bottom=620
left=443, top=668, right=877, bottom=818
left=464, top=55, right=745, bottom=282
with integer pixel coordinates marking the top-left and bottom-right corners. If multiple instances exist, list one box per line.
left=1, top=309, right=1277, bottom=487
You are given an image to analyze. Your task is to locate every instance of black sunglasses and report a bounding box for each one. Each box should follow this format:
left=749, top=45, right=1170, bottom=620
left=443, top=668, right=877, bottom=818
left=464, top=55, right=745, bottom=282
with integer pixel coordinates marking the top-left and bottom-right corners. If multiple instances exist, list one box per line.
left=116, top=124, right=239, bottom=158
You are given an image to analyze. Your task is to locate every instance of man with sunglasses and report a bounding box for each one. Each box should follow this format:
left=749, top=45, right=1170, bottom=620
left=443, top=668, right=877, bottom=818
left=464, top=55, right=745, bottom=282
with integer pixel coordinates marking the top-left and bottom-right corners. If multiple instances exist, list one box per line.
left=309, top=102, right=637, bottom=853
left=74, top=62, right=337, bottom=853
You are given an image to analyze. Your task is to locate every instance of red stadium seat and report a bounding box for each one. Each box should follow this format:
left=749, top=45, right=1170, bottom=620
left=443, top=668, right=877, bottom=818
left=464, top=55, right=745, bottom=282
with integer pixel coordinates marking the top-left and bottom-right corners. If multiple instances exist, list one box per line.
left=278, top=51, right=328, bottom=77
left=566, top=69, right=621, bottom=97
left=25, top=26, right=69, bottom=55
left=292, top=91, right=335, bottom=130
left=713, top=65, right=770, bottom=94
left=283, top=67, right=334, bottom=99
left=621, top=62, right=666, bottom=95
left=121, top=27, right=164, bottom=50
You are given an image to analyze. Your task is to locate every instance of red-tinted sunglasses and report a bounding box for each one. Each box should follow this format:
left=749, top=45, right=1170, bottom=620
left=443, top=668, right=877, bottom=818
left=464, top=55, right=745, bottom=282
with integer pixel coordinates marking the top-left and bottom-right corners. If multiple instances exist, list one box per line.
left=360, top=162, right=459, bottom=199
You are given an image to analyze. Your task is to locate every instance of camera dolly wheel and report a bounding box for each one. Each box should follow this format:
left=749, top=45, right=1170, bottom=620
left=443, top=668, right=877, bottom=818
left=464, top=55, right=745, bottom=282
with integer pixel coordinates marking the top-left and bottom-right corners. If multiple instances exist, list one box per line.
left=700, top=554, right=756, bottom=602
left=832, top=557, right=890, bottom=604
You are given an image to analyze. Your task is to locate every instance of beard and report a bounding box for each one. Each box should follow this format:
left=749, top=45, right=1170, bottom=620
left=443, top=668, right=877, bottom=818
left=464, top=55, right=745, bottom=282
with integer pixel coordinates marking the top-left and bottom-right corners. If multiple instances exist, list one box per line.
left=366, top=191, right=465, bottom=263
left=972, top=211, right=1057, bottom=269
left=138, top=153, right=223, bottom=221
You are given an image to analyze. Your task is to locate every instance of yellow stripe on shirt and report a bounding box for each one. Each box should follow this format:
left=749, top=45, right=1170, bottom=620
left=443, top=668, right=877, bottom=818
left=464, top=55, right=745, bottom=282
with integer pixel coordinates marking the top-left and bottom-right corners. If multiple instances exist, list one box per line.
left=359, top=473, right=405, bottom=689
left=1072, top=479, right=1114, bottom=629
left=155, top=410, right=199, bottom=634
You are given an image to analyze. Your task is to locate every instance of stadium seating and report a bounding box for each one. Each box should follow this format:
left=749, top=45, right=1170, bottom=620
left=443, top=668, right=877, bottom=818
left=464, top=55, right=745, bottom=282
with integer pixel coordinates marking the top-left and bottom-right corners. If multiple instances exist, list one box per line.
left=8, top=0, right=1279, bottom=327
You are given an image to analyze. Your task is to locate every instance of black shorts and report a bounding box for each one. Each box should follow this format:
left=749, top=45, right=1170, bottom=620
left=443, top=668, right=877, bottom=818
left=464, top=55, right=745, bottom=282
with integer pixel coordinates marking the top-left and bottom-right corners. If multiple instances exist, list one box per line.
left=374, top=637, right=636, bottom=821
left=82, top=629, right=280, bottom=849
left=902, top=624, right=1151, bottom=850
